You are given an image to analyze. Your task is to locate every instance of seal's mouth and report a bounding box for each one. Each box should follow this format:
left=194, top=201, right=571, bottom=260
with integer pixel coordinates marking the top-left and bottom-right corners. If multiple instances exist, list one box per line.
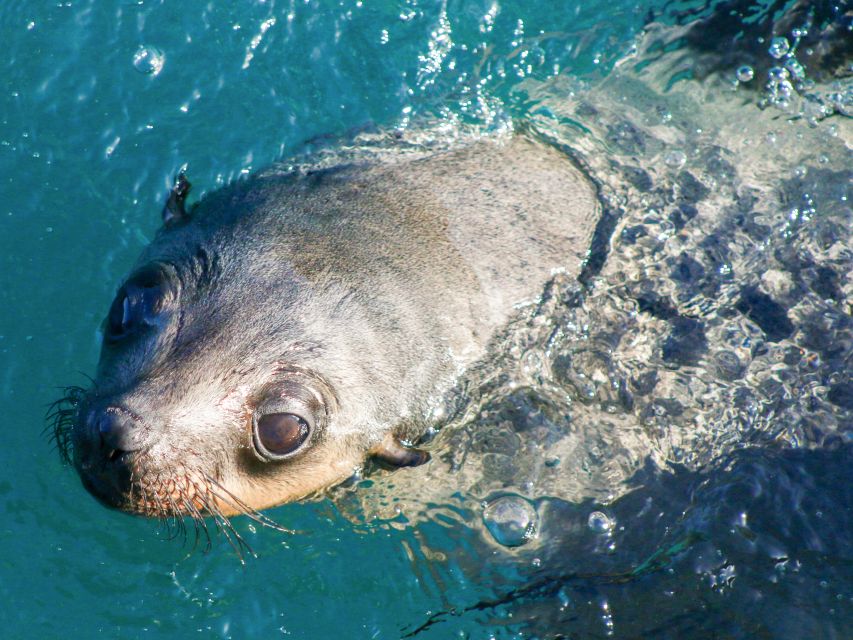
left=46, top=386, right=291, bottom=556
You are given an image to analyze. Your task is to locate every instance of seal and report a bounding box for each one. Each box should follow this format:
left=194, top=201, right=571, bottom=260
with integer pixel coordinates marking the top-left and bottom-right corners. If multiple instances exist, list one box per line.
left=55, top=133, right=600, bottom=525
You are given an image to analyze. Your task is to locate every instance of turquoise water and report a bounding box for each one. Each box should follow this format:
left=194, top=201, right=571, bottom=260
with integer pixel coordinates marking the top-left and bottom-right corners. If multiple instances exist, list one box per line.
left=2, top=1, right=851, bottom=638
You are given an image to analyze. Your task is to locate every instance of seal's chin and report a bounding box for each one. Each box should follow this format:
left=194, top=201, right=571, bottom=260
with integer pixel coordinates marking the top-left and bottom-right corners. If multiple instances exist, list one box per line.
left=77, top=461, right=134, bottom=511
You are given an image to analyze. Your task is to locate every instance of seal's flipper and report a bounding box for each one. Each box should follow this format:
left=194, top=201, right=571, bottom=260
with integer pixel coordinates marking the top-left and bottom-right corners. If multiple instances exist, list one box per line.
left=162, top=172, right=192, bottom=226
left=369, top=434, right=430, bottom=468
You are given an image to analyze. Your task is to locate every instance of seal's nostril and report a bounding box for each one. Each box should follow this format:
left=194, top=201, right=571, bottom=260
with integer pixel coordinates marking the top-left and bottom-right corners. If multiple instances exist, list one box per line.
left=93, top=409, right=141, bottom=455
left=97, top=414, right=114, bottom=437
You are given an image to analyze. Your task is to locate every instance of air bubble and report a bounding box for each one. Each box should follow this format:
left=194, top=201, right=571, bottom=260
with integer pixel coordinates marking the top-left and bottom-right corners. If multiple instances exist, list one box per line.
left=133, top=46, right=165, bottom=76
left=768, top=37, right=789, bottom=59
left=664, top=150, right=686, bottom=168
left=483, top=495, right=538, bottom=547
left=827, top=88, right=853, bottom=117
left=714, top=350, right=742, bottom=379
left=735, top=66, right=754, bottom=82
left=768, top=67, right=789, bottom=81
left=784, top=58, right=805, bottom=81
left=588, top=511, right=614, bottom=533
left=803, top=100, right=827, bottom=122
left=765, top=67, right=795, bottom=111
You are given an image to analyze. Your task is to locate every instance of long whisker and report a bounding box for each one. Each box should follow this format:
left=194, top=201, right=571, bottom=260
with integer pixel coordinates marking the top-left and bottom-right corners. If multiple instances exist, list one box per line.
left=164, top=490, right=188, bottom=544
left=180, top=474, right=214, bottom=553
left=202, top=473, right=295, bottom=534
left=180, top=495, right=204, bottom=552
left=172, top=474, right=249, bottom=560
left=152, top=492, right=176, bottom=539
left=204, top=497, right=254, bottom=562
left=44, top=385, right=85, bottom=465
left=188, top=492, right=215, bottom=553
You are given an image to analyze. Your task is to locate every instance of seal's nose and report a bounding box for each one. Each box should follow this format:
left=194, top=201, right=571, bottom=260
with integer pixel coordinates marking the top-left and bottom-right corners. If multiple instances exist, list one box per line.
left=87, top=408, right=143, bottom=461
left=74, top=405, right=143, bottom=509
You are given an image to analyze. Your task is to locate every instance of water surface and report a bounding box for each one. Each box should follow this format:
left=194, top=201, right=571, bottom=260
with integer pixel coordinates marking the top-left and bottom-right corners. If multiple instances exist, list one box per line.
left=1, top=1, right=850, bottom=638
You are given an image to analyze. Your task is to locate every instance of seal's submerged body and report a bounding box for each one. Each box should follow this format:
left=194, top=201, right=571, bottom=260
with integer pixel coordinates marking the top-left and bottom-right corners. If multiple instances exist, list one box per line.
left=63, top=134, right=599, bottom=518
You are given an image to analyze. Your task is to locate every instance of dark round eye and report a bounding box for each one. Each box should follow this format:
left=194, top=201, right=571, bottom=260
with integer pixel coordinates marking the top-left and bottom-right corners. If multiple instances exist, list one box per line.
left=254, top=412, right=310, bottom=459
left=106, top=269, right=169, bottom=341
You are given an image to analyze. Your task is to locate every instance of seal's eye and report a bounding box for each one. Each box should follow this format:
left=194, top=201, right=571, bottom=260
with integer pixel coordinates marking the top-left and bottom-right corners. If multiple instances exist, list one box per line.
left=106, top=268, right=170, bottom=341
left=254, top=413, right=311, bottom=459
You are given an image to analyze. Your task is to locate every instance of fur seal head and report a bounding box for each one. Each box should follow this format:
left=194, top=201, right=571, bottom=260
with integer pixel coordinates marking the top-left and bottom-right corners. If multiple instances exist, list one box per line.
left=58, top=170, right=433, bottom=521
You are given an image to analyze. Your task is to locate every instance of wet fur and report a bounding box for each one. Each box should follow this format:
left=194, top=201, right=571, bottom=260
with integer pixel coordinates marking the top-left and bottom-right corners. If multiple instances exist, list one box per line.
left=64, top=134, right=600, bottom=528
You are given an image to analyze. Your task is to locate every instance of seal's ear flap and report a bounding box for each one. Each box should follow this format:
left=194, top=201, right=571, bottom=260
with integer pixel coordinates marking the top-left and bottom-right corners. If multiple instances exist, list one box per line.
left=162, top=172, right=191, bottom=227
left=369, top=433, right=430, bottom=468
